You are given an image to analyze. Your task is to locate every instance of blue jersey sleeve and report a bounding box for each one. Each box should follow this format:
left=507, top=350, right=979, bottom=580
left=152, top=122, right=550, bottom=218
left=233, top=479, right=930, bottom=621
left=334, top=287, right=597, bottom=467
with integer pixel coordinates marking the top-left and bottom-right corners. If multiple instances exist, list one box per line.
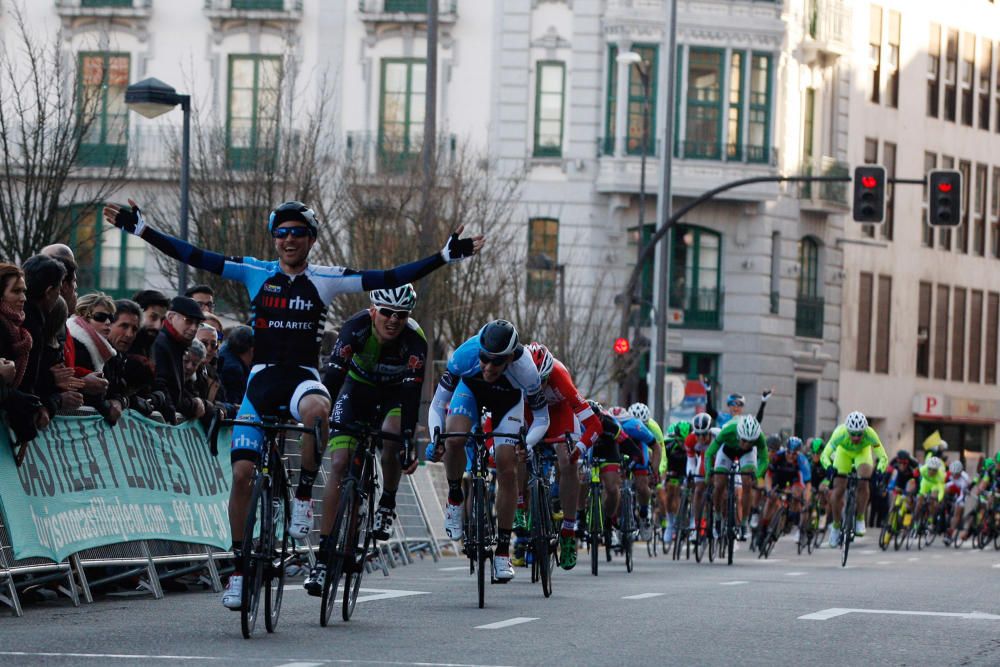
left=798, top=453, right=811, bottom=483
left=623, top=418, right=655, bottom=444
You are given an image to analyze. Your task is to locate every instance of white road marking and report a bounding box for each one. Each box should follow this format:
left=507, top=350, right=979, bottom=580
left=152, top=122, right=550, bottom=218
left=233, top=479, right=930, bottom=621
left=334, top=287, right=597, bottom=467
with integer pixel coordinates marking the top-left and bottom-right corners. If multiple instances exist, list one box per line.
left=719, top=580, right=748, bottom=586
left=907, top=557, right=919, bottom=562
left=859, top=550, right=876, bottom=554
left=622, top=592, right=665, bottom=599
left=799, top=608, right=1000, bottom=621
left=0, top=653, right=516, bottom=667
left=876, top=560, right=892, bottom=565
left=992, top=563, right=1000, bottom=569
left=756, top=559, right=787, bottom=564
left=295, top=587, right=429, bottom=603
left=274, top=663, right=324, bottom=667
left=785, top=572, right=806, bottom=576
left=931, top=554, right=943, bottom=560
left=475, top=617, right=539, bottom=630
left=438, top=566, right=469, bottom=571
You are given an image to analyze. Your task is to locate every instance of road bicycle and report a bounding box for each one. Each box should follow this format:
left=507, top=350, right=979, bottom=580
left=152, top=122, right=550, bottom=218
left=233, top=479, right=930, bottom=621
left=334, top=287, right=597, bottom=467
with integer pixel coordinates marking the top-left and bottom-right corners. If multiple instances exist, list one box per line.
left=617, top=457, right=638, bottom=573
left=525, top=436, right=563, bottom=598
left=758, top=489, right=799, bottom=559
left=582, top=455, right=611, bottom=576
left=435, top=426, right=524, bottom=608
left=208, top=416, right=319, bottom=639
left=839, top=470, right=860, bottom=567
left=672, top=473, right=695, bottom=561
left=319, top=421, right=407, bottom=626
left=712, top=460, right=743, bottom=566
left=694, top=477, right=715, bottom=564
left=880, top=492, right=913, bottom=552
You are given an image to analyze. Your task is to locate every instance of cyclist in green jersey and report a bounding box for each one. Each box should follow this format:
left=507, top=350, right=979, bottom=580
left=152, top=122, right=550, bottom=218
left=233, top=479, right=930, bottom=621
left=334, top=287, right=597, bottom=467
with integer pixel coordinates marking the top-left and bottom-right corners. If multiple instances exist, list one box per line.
left=704, top=415, right=769, bottom=538
left=819, top=411, right=888, bottom=546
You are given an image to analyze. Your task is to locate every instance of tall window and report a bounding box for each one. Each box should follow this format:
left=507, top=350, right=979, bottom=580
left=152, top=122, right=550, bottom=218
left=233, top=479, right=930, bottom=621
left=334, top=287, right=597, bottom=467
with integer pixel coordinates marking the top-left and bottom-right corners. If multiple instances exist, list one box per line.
left=60, top=205, right=145, bottom=298
left=379, top=59, right=426, bottom=170
left=978, top=38, right=993, bottom=130
left=944, top=29, right=959, bottom=122
left=886, top=11, right=901, bottom=108
left=991, top=166, right=1000, bottom=258
left=670, top=225, right=722, bottom=329
left=987, top=292, right=999, bottom=384
left=927, top=24, right=941, bottom=117
left=533, top=61, right=565, bottom=157
left=917, top=282, right=932, bottom=378
left=961, top=33, right=975, bottom=126
left=526, top=218, right=559, bottom=300
left=227, top=55, right=281, bottom=170
left=875, top=275, right=892, bottom=373
left=868, top=6, right=882, bottom=104
left=747, top=54, right=772, bottom=163
left=684, top=48, right=723, bottom=159
left=727, top=52, right=745, bottom=160
left=605, top=44, right=659, bottom=156
left=934, top=284, right=950, bottom=380
left=922, top=151, right=937, bottom=248
left=856, top=272, right=874, bottom=371
left=970, top=290, right=984, bottom=383
left=957, top=159, right=972, bottom=253
left=974, top=163, right=988, bottom=256
left=78, top=53, right=129, bottom=167
left=795, top=237, right=823, bottom=339
left=952, top=287, right=967, bottom=381
left=881, top=141, right=896, bottom=241
left=861, top=138, right=878, bottom=239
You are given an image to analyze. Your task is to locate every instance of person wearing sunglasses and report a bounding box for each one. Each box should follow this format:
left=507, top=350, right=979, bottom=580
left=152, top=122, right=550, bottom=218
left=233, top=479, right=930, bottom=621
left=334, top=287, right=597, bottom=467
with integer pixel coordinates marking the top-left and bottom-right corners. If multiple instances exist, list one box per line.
left=702, top=375, right=773, bottom=429
left=819, top=411, right=889, bottom=547
left=303, top=284, right=425, bottom=595
left=103, top=198, right=484, bottom=610
left=426, top=319, right=550, bottom=582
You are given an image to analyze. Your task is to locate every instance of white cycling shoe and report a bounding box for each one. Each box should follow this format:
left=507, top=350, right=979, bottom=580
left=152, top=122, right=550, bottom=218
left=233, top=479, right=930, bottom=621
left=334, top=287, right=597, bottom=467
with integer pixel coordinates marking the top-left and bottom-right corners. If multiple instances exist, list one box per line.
left=855, top=519, right=866, bottom=537
left=222, top=575, right=242, bottom=610
left=444, top=503, right=464, bottom=540
left=289, top=498, right=314, bottom=539
left=493, top=555, right=515, bottom=581
left=828, top=525, right=841, bottom=548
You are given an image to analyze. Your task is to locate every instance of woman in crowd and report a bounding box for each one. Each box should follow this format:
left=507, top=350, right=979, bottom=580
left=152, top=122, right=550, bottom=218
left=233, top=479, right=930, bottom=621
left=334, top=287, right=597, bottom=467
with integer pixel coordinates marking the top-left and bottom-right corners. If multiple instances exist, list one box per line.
left=68, top=292, right=117, bottom=374
left=0, top=262, right=47, bottom=448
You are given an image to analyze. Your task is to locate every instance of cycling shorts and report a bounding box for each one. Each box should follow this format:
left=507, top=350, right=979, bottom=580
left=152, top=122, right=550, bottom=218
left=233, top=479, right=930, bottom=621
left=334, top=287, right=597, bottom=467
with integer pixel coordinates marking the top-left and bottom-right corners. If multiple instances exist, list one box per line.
left=714, top=447, right=757, bottom=474
left=665, top=446, right=688, bottom=479
left=544, top=400, right=580, bottom=441
left=328, top=377, right=403, bottom=452
left=591, top=437, right=621, bottom=468
left=231, top=364, right=330, bottom=464
left=832, top=445, right=873, bottom=476
left=447, top=379, right=523, bottom=448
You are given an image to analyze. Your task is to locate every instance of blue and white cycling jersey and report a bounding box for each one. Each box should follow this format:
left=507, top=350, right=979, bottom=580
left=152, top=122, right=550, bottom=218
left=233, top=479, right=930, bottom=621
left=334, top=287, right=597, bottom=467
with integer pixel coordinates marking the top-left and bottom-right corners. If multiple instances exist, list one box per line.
left=796, top=451, right=812, bottom=484
left=617, top=416, right=655, bottom=446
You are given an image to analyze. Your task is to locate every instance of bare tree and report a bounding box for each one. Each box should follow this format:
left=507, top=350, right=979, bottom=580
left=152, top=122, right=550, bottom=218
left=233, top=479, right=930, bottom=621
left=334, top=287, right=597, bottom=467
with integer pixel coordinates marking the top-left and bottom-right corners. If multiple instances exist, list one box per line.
left=0, top=4, right=123, bottom=262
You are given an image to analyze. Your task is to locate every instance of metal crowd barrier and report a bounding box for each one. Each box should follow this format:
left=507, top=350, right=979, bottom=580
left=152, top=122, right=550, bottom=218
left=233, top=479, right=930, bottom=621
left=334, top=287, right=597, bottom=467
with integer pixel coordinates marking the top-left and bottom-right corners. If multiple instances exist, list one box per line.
left=0, top=418, right=449, bottom=617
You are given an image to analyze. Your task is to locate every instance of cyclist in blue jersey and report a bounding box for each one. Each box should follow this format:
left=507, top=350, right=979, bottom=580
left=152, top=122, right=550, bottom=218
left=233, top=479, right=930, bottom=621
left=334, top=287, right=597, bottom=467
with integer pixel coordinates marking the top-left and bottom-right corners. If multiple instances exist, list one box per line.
left=104, top=199, right=483, bottom=608
left=426, top=320, right=550, bottom=581
left=607, top=406, right=656, bottom=538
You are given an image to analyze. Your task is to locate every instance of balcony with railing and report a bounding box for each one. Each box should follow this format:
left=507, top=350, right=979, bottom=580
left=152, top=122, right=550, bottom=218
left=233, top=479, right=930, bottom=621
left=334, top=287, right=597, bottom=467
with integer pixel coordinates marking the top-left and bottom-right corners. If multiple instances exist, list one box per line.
left=204, top=0, right=303, bottom=22
left=670, top=287, right=723, bottom=330
left=795, top=295, right=825, bottom=339
left=345, top=131, right=457, bottom=176
left=56, top=0, right=152, bottom=18
left=798, top=156, right=850, bottom=213
left=358, top=0, right=458, bottom=24
left=801, top=0, right=851, bottom=63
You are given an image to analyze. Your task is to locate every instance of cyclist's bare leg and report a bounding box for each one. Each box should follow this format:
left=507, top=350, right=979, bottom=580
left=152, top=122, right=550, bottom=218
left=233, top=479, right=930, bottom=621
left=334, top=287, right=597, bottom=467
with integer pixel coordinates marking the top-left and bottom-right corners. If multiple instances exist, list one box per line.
left=712, top=474, right=726, bottom=513
left=443, top=414, right=472, bottom=485
left=665, top=481, right=680, bottom=515
left=228, top=459, right=256, bottom=544
left=830, top=476, right=847, bottom=524
left=494, top=444, right=517, bottom=532
left=600, top=467, right=621, bottom=525
left=378, top=414, right=406, bottom=503
left=740, top=473, right=754, bottom=522
left=297, top=393, right=331, bottom=475
left=555, top=445, right=578, bottom=524
left=320, top=448, right=352, bottom=535
left=856, top=462, right=874, bottom=521
left=636, top=474, right=652, bottom=508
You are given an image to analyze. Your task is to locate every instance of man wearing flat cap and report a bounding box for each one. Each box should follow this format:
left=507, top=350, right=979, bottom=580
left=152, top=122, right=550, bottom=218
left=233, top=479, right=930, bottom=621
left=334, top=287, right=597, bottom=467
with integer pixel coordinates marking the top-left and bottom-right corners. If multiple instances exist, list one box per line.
left=153, top=296, right=207, bottom=423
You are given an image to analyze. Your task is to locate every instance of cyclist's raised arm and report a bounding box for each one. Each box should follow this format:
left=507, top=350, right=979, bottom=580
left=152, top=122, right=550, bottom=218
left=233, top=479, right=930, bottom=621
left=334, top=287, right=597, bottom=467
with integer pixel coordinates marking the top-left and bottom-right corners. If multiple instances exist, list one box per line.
left=755, top=387, right=772, bottom=424
left=358, top=226, right=485, bottom=291
left=701, top=376, right=718, bottom=421
left=104, top=200, right=228, bottom=275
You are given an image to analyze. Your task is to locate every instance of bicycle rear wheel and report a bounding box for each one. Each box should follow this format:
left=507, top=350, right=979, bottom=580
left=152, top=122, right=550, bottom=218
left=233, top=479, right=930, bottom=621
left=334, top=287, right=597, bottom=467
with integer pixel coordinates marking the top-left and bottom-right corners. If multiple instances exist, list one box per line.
left=726, top=481, right=736, bottom=566
left=241, top=477, right=269, bottom=639
left=473, top=478, right=488, bottom=609
left=321, top=480, right=354, bottom=627
left=530, top=483, right=554, bottom=598
left=588, top=489, right=601, bottom=577
left=841, top=488, right=856, bottom=567
left=343, top=488, right=373, bottom=621
left=264, top=481, right=290, bottom=633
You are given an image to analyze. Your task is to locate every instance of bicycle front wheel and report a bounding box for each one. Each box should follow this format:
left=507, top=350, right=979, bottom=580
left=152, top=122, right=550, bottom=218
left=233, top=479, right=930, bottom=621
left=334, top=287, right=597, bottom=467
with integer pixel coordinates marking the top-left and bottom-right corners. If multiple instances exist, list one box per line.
left=241, top=477, right=269, bottom=639
left=588, top=488, right=601, bottom=577
left=321, top=480, right=354, bottom=627
left=530, top=484, right=554, bottom=598
left=264, top=482, right=290, bottom=633
left=343, top=488, right=374, bottom=621
left=473, top=478, right=488, bottom=609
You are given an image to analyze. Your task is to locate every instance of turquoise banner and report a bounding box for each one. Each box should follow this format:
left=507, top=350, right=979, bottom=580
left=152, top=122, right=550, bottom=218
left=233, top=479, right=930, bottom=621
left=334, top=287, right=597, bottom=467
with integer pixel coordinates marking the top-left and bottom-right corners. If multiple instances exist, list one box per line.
left=0, top=411, right=232, bottom=562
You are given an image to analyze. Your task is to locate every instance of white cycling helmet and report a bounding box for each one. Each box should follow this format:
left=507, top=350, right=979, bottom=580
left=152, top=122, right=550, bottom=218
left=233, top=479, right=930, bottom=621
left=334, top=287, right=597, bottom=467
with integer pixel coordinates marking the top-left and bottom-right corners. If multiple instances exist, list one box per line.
left=736, top=414, right=762, bottom=441
left=844, top=411, right=868, bottom=434
left=926, top=456, right=943, bottom=471
left=628, top=402, right=650, bottom=422
left=526, top=342, right=554, bottom=380
left=948, top=459, right=963, bottom=475
left=370, top=283, right=417, bottom=311
left=692, top=412, right=712, bottom=434
left=608, top=406, right=629, bottom=421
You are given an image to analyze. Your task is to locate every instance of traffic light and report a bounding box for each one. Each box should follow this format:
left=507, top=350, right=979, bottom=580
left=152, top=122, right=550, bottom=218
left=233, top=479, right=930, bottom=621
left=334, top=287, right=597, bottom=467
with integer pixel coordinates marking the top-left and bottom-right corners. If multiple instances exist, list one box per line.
left=613, top=337, right=631, bottom=355
left=927, top=169, right=963, bottom=227
left=852, top=165, right=886, bottom=224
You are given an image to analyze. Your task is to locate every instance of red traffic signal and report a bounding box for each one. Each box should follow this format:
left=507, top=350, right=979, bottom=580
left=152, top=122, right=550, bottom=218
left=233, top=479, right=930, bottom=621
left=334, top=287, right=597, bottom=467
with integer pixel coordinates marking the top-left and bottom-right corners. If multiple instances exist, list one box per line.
left=613, top=337, right=631, bottom=355
left=861, top=176, right=878, bottom=188
left=852, top=165, right=886, bottom=224
left=928, top=169, right=962, bottom=227
left=937, top=182, right=953, bottom=193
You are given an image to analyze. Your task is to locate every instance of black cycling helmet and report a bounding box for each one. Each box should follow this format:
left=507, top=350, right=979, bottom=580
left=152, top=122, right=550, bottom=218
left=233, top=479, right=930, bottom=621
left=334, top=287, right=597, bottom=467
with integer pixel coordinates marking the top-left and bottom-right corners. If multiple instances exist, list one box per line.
left=268, top=201, right=319, bottom=235
left=479, top=319, right=519, bottom=358
left=896, top=449, right=912, bottom=461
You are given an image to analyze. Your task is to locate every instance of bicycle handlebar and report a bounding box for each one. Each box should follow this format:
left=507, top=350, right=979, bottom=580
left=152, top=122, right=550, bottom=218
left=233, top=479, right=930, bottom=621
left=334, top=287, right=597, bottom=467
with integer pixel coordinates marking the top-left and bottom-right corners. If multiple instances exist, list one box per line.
left=206, top=416, right=322, bottom=458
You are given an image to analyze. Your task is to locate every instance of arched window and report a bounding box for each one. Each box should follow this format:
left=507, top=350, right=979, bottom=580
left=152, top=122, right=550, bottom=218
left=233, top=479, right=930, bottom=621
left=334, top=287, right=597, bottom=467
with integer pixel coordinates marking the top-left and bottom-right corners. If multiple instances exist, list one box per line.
left=669, top=225, right=722, bottom=329
left=795, top=236, right=823, bottom=338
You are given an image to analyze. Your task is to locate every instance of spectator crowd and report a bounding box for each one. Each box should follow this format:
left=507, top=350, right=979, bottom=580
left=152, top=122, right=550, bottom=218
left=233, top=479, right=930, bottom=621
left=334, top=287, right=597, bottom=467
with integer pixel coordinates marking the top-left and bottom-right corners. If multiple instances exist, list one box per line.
left=0, top=245, right=255, bottom=450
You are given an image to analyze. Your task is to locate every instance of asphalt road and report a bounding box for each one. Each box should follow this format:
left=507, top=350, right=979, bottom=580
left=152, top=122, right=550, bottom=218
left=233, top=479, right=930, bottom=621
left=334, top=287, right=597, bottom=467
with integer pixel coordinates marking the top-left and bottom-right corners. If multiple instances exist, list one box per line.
left=2, top=535, right=999, bottom=667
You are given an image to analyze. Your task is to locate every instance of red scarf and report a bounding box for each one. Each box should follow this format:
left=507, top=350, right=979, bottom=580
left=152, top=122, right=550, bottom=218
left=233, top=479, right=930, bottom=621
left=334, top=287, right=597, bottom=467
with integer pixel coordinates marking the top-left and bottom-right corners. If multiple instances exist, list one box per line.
left=0, top=301, right=32, bottom=388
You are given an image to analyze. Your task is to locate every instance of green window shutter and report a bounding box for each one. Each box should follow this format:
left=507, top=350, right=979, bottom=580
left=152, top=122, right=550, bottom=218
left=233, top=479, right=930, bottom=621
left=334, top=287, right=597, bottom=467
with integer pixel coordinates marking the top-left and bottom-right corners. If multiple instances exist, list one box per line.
left=533, top=61, right=565, bottom=158
left=226, top=55, right=282, bottom=170
left=683, top=48, right=723, bottom=160
left=77, top=52, right=129, bottom=167
left=604, top=45, right=618, bottom=156
left=378, top=58, right=427, bottom=172
left=748, top=53, right=772, bottom=163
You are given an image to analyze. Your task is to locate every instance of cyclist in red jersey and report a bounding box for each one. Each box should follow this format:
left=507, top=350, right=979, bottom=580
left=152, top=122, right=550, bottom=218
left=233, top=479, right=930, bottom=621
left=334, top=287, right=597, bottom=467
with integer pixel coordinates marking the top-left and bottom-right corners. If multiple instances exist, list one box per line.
left=521, top=342, right=602, bottom=569
left=683, top=412, right=714, bottom=535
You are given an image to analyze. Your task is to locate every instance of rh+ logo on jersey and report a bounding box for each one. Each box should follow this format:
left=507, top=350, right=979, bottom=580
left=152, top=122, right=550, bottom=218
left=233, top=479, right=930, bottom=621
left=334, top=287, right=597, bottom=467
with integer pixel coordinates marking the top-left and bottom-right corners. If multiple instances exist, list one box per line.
left=289, top=296, right=314, bottom=311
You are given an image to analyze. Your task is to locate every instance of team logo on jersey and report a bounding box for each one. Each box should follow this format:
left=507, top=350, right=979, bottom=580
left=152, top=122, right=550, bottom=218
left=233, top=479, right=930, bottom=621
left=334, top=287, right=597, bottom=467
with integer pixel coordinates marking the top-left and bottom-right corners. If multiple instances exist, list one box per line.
left=255, top=318, right=269, bottom=329
left=406, top=355, right=424, bottom=371
left=288, top=295, right=314, bottom=311
left=262, top=283, right=282, bottom=294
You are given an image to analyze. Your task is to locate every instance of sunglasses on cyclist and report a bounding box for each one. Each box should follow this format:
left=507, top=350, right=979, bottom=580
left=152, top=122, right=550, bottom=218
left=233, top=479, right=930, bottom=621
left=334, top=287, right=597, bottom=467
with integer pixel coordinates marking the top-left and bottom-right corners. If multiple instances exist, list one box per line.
left=479, top=352, right=512, bottom=367
left=377, top=307, right=410, bottom=320
left=271, top=226, right=314, bottom=239
left=89, top=311, right=113, bottom=324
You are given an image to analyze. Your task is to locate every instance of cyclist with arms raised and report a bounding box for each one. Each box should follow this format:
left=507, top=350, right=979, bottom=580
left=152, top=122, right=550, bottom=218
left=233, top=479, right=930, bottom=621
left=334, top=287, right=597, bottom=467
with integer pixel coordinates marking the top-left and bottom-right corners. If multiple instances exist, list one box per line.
left=819, top=411, right=889, bottom=547
left=304, top=284, right=425, bottom=594
left=427, top=320, right=549, bottom=582
left=103, top=199, right=483, bottom=608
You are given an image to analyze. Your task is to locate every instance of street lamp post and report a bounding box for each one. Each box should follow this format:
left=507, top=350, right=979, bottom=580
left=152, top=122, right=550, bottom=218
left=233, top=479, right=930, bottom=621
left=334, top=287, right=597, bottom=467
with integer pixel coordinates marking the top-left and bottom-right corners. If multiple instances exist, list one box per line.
left=125, top=77, right=192, bottom=292
left=616, top=50, right=651, bottom=405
